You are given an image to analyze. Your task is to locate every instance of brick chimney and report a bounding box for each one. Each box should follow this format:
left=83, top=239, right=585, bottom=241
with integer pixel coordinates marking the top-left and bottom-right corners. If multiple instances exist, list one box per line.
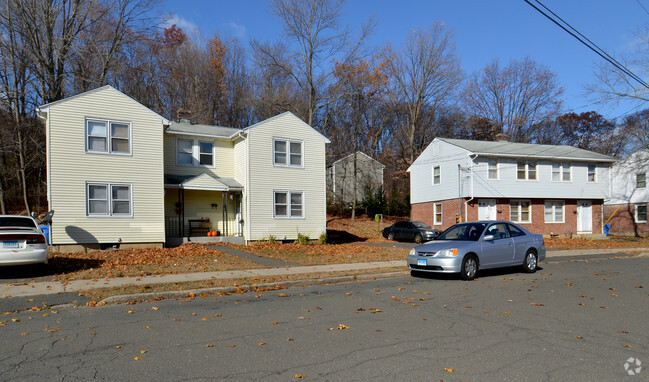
left=177, top=109, right=192, bottom=124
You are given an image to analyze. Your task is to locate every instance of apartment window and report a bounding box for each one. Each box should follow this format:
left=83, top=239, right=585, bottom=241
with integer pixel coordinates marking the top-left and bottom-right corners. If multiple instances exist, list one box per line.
left=587, top=164, right=596, bottom=182
left=274, top=191, right=304, bottom=218
left=432, top=165, right=441, bottom=185
left=517, top=161, right=537, bottom=180
left=637, top=173, right=646, bottom=189
left=86, top=119, right=131, bottom=154
left=552, top=162, right=571, bottom=182
left=636, top=204, right=648, bottom=223
left=487, top=159, right=498, bottom=180
left=177, top=139, right=214, bottom=167
left=87, top=183, right=132, bottom=217
left=544, top=200, right=565, bottom=223
left=434, top=203, right=442, bottom=225
left=510, top=200, right=531, bottom=223
left=274, top=138, right=303, bottom=167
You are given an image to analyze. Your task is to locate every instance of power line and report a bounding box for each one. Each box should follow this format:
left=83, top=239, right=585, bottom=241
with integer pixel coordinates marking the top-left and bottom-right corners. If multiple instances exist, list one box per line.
left=524, top=0, right=649, bottom=90
left=636, top=0, right=649, bottom=18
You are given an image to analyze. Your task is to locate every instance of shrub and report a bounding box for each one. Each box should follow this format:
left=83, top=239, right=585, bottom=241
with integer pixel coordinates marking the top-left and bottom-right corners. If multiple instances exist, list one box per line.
left=296, top=233, right=310, bottom=245
left=318, top=231, right=327, bottom=245
left=265, top=235, right=276, bottom=244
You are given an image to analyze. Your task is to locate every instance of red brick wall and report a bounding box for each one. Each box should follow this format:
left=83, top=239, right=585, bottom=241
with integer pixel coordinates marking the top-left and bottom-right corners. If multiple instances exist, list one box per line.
left=413, top=198, right=604, bottom=237
left=604, top=204, right=649, bottom=237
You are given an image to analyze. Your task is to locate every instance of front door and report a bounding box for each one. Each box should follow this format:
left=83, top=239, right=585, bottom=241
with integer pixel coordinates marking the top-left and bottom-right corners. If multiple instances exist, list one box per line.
left=478, top=199, right=497, bottom=220
left=577, top=200, right=593, bottom=233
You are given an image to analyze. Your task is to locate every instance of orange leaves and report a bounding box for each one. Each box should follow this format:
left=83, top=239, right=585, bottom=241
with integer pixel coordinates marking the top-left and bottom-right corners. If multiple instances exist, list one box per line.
left=444, top=367, right=455, bottom=373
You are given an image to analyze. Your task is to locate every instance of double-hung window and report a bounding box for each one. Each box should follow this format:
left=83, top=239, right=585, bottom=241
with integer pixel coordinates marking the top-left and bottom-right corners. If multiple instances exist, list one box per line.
left=274, top=191, right=304, bottom=218
left=176, top=139, right=214, bottom=167
left=86, top=119, right=131, bottom=154
left=637, top=173, right=646, bottom=189
left=487, top=159, right=498, bottom=179
left=587, top=164, right=596, bottom=182
left=636, top=204, right=648, bottom=223
left=432, top=165, right=441, bottom=185
left=274, top=138, right=303, bottom=167
left=517, top=161, right=536, bottom=180
left=87, top=183, right=132, bottom=217
left=552, top=162, right=571, bottom=182
left=544, top=200, right=565, bottom=223
left=434, top=203, right=442, bottom=225
left=510, top=200, right=531, bottom=223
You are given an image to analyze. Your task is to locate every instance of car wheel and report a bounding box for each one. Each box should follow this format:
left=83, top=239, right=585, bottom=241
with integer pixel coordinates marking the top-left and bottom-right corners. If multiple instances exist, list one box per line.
left=387, top=232, right=395, bottom=241
left=522, top=250, right=538, bottom=273
left=460, top=255, right=478, bottom=280
left=414, top=233, right=423, bottom=244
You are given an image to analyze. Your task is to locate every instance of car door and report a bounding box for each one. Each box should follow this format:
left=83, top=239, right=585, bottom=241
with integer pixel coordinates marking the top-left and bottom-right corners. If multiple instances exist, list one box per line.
left=393, top=222, right=408, bottom=240
left=507, top=223, right=530, bottom=264
left=480, top=223, right=515, bottom=268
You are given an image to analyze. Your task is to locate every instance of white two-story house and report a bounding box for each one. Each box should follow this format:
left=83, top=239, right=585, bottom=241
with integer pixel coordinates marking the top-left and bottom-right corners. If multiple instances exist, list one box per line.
left=605, top=150, right=649, bottom=236
left=408, top=138, right=616, bottom=236
left=38, top=85, right=329, bottom=252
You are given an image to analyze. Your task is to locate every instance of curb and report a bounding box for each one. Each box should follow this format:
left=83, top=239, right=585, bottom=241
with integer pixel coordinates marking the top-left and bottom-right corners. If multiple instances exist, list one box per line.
left=99, top=271, right=410, bottom=305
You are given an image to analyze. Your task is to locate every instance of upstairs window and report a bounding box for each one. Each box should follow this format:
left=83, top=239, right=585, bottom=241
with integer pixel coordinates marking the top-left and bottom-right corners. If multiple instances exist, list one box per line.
left=517, top=161, right=537, bottom=180
left=487, top=159, right=498, bottom=179
left=637, top=173, right=646, bottom=189
left=176, top=139, right=214, bottom=167
left=588, top=164, right=596, bottom=182
left=274, top=138, right=303, bottom=167
left=552, top=162, right=571, bottom=182
left=432, top=165, right=441, bottom=185
left=86, top=119, right=131, bottom=154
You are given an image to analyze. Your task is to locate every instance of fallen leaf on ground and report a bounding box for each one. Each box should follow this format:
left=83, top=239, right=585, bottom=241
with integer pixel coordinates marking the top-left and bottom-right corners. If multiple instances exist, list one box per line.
left=444, top=367, right=455, bottom=373
left=295, top=374, right=307, bottom=379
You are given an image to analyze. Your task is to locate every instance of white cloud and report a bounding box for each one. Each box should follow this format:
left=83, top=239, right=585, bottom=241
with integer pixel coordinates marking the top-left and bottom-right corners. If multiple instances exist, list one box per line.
left=164, top=14, right=202, bottom=41
left=225, top=22, right=247, bottom=40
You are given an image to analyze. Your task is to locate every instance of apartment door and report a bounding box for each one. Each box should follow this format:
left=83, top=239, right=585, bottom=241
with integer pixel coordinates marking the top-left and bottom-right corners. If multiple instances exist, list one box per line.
left=577, top=200, right=592, bottom=233
left=478, top=199, right=497, bottom=220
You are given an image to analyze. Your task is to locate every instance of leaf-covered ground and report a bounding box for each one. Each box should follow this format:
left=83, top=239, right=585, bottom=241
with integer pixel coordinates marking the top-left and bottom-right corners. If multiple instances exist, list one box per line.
left=44, top=215, right=649, bottom=281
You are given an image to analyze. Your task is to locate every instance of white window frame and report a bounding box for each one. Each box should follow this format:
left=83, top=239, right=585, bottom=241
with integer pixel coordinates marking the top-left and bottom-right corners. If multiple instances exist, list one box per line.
left=510, top=200, right=531, bottom=223
left=587, top=164, right=597, bottom=183
left=637, top=173, right=646, bottom=189
left=176, top=138, right=215, bottom=167
left=434, top=203, right=442, bottom=225
left=86, top=118, right=132, bottom=155
left=273, top=138, right=303, bottom=168
left=551, top=162, right=571, bottom=182
left=517, top=161, right=537, bottom=180
left=636, top=204, right=648, bottom=223
left=487, top=159, right=498, bottom=180
left=432, top=165, right=441, bottom=185
left=544, top=200, right=565, bottom=223
left=273, top=190, right=305, bottom=219
left=86, top=182, right=133, bottom=217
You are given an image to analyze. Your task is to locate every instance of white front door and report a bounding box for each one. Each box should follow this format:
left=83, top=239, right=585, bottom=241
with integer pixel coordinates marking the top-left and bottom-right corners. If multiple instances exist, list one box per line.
left=577, top=200, right=593, bottom=233
left=478, top=199, right=497, bottom=220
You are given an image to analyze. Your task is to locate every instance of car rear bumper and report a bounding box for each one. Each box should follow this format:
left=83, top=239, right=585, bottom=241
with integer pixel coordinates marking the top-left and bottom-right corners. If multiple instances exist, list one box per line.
left=407, top=255, right=462, bottom=273
left=0, top=246, right=48, bottom=266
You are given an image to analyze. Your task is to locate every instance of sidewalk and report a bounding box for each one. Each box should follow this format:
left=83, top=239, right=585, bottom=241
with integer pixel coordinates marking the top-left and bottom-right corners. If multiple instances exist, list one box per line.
left=1, top=248, right=648, bottom=300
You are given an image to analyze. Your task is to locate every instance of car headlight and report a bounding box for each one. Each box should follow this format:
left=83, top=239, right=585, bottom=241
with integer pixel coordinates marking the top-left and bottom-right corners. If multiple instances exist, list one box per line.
left=409, top=249, right=416, bottom=256
left=435, top=249, right=458, bottom=257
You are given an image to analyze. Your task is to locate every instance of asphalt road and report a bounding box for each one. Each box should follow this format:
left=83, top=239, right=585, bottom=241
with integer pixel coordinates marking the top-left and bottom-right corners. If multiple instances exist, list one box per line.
left=1, top=254, right=647, bottom=381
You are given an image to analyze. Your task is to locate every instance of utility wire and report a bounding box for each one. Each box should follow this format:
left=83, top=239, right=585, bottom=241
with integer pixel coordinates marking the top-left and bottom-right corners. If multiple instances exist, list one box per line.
left=524, top=0, right=649, bottom=89
left=636, top=0, right=649, bottom=18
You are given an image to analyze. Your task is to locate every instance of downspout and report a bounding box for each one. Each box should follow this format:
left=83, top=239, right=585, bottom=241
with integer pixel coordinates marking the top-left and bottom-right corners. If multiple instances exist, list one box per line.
left=37, top=108, right=52, bottom=247
left=464, top=154, right=478, bottom=222
left=242, top=131, right=250, bottom=244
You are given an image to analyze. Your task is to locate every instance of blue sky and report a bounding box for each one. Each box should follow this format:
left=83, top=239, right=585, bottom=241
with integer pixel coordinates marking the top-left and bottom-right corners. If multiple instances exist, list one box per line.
left=159, top=0, right=649, bottom=121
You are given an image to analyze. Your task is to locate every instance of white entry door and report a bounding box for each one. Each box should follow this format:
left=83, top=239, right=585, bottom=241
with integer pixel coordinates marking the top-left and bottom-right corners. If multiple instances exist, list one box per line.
left=577, top=200, right=592, bottom=233
left=478, top=199, right=497, bottom=220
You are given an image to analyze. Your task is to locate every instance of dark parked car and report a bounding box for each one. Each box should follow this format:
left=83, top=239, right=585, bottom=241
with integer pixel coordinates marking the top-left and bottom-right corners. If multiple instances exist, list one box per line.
left=407, top=220, right=546, bottom=280
left=383, top=221, right=441, bottom=243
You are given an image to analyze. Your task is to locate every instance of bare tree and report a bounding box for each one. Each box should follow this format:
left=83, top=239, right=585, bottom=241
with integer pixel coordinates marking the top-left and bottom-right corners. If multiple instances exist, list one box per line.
left=462, top=57, right=563, bottom=143
left=384, top=22, right=463, bottom=164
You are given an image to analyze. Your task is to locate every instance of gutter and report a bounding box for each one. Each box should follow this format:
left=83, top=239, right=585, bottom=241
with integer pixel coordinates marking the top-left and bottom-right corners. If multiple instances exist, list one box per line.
left=464, top=153, right=478, bottom=221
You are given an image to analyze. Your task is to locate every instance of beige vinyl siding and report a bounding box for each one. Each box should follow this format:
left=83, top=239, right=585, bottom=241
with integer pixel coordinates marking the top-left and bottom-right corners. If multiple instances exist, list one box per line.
left=245, top=113, right=327, bottom=241
left=47, top=87, right=165, bottom=245
left=164, top=135, right=235, bottom=178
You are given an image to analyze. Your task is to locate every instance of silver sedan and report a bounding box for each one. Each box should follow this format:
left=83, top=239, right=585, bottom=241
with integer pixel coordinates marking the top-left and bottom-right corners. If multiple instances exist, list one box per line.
left=407, top=221, right=546, bottom=280
left=0, top=215, right=48, bottom=267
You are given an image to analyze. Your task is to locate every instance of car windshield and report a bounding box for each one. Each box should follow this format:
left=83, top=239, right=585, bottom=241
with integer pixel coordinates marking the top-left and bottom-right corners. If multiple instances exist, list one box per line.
left=411, top=221, right=431, bottom=229
left=436, top=222, right=488, bottom=241
left=0, top=216, right=37, bottom=229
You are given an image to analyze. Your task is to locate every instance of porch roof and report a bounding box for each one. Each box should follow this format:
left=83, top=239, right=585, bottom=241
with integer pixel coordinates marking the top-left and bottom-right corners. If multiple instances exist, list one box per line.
left=164, top=173, right=244, bottom=191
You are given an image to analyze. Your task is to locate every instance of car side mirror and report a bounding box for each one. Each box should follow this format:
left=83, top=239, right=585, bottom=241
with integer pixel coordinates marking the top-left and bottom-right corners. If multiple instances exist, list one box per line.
left=483, top=234, right=495, bottom=241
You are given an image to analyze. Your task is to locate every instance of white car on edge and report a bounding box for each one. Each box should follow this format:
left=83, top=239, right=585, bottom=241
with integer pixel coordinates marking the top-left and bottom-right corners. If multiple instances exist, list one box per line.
left=407, top=221, right=546, bottom=280
left=0, top=215, right=48, bottom=267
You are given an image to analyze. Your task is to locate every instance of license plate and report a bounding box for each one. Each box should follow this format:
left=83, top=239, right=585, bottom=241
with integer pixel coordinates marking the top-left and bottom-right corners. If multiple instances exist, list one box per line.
left=417, top=259, right=427, bottom=266
left=3, top=241, right=19, bottom=248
